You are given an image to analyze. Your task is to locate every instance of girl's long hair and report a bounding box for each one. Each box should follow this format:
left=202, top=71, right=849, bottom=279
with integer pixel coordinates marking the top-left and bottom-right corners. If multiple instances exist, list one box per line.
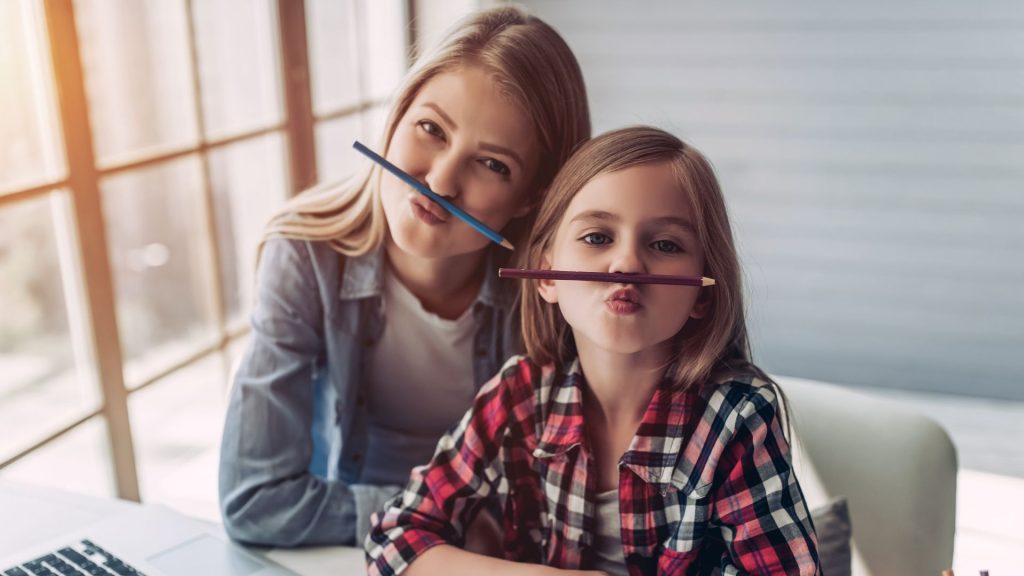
left=520, top=126, right=774, bottom=392
left=260, top=6, right=591, bottom=258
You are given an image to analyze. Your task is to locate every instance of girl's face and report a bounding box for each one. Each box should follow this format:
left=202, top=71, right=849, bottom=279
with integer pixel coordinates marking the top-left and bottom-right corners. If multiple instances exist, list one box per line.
left=382, top=65, right=540, bottom=259
left=538, top=161, right=707, bottom=359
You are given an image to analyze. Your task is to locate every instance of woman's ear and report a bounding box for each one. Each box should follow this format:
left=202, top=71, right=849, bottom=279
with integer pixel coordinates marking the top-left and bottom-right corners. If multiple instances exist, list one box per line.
left=513, top=186, right=545, bottom=219
left=536, top=252, right=558, bottom=304
left=512, top=197, right=536, bottom=219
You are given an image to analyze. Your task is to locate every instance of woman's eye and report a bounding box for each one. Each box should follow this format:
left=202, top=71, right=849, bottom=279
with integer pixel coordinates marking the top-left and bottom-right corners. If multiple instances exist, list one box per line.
left=417, top=120, right=445, bottom=141
left=481, top=158, right=511, bottom=177
left=582, top=232, right=611, bottom=246
left=651, top=239, right=682, bottom=253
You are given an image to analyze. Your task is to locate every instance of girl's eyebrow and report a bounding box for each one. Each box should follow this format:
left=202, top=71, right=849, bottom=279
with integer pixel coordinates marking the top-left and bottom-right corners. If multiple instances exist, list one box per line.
left=651, top=215, right=697, bottom=234
left=569, top=210, right=696, bottom=233
left=569, top=210, right=618, bottom=224
left=421, top=102, right=524, bottom=170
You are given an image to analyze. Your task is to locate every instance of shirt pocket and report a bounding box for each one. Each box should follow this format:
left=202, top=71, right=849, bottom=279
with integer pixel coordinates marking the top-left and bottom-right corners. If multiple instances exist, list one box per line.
left=656, top=546, right=699, bottom=575
left=660, top=481, right=713, bottom=556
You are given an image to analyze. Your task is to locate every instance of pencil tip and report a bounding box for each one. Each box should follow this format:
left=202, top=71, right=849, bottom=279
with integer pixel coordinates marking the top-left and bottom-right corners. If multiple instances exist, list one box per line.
left=500, top=239, right=515, bottom=251
left=703, top=278, right=716, bottom=287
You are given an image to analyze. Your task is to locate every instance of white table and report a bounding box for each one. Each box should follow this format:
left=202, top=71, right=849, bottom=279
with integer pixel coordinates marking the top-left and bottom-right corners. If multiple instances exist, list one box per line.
left=0, top=480, right=365, bottom=575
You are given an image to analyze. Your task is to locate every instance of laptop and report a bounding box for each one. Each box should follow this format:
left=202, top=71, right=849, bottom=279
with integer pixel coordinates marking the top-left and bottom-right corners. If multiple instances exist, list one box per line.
left=0, top=482, right=296, bottom=576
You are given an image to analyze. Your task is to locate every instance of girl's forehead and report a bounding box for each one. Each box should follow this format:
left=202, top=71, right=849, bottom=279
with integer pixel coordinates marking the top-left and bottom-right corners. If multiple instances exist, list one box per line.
left=562, top=162, right=693, bottom=223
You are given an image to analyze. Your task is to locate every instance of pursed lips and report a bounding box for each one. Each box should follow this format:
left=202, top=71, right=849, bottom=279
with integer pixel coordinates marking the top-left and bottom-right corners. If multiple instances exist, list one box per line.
left=606, top=287, right=641, bottom=305
left=410, top=193, right=449, bottom=223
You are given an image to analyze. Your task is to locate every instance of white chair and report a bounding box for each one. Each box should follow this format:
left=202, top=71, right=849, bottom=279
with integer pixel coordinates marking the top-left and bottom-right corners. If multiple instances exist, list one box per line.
left=779, top=376, right=957, bottom=576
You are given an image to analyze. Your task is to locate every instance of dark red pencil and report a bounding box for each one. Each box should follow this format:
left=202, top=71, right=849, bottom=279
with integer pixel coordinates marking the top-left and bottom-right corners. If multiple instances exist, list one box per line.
left=498, top=268, right=716, bottom=287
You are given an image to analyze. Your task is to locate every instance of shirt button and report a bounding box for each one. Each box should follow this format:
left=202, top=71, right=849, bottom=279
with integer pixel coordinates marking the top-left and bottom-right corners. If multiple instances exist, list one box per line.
left=356, top=394, right=366, bottom=407
left=476, top=349, right=487, bottom=358
left=352, top=453, right=361, bottom=463
left=362, top=337, right=375, bottom=347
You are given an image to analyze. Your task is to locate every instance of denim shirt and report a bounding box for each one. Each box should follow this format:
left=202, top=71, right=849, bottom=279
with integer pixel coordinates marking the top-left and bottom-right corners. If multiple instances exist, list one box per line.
left=218, top=237, right=521, bottom=547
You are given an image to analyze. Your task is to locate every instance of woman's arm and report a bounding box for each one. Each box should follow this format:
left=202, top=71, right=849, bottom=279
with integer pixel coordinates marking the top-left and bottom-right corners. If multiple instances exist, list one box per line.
left=710, top=384, right=821, bottom=575
left=218, top=238, right=374, bottom=547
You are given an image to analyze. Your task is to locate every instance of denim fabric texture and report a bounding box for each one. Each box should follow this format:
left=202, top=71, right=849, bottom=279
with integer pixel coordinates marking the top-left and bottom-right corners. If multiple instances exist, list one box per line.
left=219, top=238, right=521, bottom=546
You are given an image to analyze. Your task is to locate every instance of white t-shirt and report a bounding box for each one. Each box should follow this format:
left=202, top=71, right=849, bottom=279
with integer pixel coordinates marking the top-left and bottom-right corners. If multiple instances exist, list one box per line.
left=592, top=488, right=628, bottom=576
left=364, top=265, right=478, bottom=485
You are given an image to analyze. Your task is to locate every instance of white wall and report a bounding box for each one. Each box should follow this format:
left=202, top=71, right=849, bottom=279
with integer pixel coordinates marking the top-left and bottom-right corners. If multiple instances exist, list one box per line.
left=516, top=1, right=1024, bottom=399
left=412, top=0, right=481, bottom=54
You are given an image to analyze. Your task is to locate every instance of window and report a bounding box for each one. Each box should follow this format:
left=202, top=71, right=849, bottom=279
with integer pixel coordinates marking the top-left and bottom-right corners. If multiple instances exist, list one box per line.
left=307, top=0, right=407, bottom=180
left=0, top=0, right=410, bottom=512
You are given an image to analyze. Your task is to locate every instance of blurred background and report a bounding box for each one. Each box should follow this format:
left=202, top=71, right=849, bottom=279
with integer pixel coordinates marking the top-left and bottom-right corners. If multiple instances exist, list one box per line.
left=1, top=0, right=1021, bottom=571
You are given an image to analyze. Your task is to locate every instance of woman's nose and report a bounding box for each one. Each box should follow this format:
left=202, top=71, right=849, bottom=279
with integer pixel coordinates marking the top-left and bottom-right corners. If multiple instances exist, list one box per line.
left=424, top=153, right=461, bottom=200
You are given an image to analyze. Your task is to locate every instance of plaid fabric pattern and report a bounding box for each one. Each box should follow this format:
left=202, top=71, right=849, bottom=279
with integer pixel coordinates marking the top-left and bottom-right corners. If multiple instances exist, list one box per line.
left=366, top=355, right=820, bottom=575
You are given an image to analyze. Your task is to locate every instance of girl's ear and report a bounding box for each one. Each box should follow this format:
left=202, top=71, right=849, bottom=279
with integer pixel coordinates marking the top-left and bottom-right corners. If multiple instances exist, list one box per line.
left=689, top=288, right=711, bottom=320
left=536, top=252, right=559, bottom=304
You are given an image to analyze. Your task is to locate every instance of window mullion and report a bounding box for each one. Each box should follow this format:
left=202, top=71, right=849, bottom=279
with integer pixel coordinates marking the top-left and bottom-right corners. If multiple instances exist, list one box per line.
left=43, top=0, right=140, bottom=501
left=183, top=0, right=229, bottom=362
left=277, top=0, right=317, bottom=194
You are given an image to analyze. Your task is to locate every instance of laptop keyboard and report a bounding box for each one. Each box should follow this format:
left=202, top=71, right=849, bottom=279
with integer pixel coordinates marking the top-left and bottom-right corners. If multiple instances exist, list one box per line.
left=3, top=539, right=145, bottom=576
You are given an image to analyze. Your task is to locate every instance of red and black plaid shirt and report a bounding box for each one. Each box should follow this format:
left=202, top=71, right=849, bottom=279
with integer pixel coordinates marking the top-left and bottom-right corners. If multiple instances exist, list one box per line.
left=366, top=356, right=820, bottom=575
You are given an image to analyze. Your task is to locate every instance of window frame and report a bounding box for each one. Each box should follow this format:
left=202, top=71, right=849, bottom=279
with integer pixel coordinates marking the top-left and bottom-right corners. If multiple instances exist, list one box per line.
left=0, top=0, right=414, bottom=501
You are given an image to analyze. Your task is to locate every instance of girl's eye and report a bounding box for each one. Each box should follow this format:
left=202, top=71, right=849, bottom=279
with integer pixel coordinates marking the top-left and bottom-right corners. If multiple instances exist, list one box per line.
left=582, top=232, right=611, bottom=246
left=651, top=239, right=682, bottom=253
left=417, top=120, right=445, bottom=141
left=481, top=158, right=511, bottom=177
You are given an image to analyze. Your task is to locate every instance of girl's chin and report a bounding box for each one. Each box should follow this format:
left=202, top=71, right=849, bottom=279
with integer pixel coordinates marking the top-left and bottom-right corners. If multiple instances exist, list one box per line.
left=576, top=328, right=678, bottom=359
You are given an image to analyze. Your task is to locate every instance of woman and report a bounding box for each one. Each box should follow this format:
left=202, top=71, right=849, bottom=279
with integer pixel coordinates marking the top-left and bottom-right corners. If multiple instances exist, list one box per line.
left=218, top=6, right=590, bottom=547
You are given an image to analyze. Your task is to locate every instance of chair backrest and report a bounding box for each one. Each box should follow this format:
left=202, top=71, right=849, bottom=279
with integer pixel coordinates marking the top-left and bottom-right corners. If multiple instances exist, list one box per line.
left=778, top=376, right=957, bottom=576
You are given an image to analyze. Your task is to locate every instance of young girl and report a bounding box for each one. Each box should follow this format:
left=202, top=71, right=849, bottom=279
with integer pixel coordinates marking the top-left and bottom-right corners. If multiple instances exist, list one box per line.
left=366, top=127, right=820, bottom=575
left=218, top=7, right=590, bottom=547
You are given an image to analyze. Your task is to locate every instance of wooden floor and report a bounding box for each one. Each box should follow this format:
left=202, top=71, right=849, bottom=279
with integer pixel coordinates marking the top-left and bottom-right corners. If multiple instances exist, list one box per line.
left=861, top=387, right=1024, bottom=573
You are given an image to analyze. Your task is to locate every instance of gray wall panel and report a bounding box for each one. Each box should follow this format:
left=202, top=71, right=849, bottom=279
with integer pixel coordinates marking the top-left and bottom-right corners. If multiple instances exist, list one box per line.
left=517, top=0, right=1024, bottom=399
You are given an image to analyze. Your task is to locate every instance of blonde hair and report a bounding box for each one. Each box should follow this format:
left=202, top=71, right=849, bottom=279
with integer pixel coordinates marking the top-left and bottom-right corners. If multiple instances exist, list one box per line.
left=261, top=6, right=591, bottom=257
left=520, top=126, right=771, bottom=391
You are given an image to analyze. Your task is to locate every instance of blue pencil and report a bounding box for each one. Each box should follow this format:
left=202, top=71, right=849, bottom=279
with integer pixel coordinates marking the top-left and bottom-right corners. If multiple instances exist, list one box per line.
left=352, top=141, right=514, bottom=250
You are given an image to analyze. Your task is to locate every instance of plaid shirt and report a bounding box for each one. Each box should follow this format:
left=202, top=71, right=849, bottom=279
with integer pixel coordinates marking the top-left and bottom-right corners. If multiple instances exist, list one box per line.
left=366, top=355, right=820, bottom=575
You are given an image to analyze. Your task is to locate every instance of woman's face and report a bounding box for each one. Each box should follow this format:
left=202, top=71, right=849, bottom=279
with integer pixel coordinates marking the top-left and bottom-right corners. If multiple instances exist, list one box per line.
left=382, top=65, right=540, bottom=259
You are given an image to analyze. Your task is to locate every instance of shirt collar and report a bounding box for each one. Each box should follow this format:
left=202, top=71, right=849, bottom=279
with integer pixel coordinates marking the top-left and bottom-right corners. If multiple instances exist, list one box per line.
left=339, top=244, right=502, bottom=307
left=339, top=245, right=385, bottom=301
left=533, top=358, right=692, bottom=494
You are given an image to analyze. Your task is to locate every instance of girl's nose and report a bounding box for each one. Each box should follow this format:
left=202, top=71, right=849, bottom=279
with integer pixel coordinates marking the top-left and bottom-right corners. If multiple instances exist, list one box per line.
left=607, top=241, right=646, bottom=275
left=424, top=153, right=461, bottom=200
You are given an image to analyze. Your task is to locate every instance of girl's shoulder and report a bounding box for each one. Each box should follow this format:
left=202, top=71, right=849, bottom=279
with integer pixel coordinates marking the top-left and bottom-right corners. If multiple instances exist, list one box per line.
left=481, top=354, right=565, bottom=419
left=671, top=375, right=786, bottom=494
left=699, top=373, right=782, bottom=417
left=492, top=354, right=549, bottom=398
